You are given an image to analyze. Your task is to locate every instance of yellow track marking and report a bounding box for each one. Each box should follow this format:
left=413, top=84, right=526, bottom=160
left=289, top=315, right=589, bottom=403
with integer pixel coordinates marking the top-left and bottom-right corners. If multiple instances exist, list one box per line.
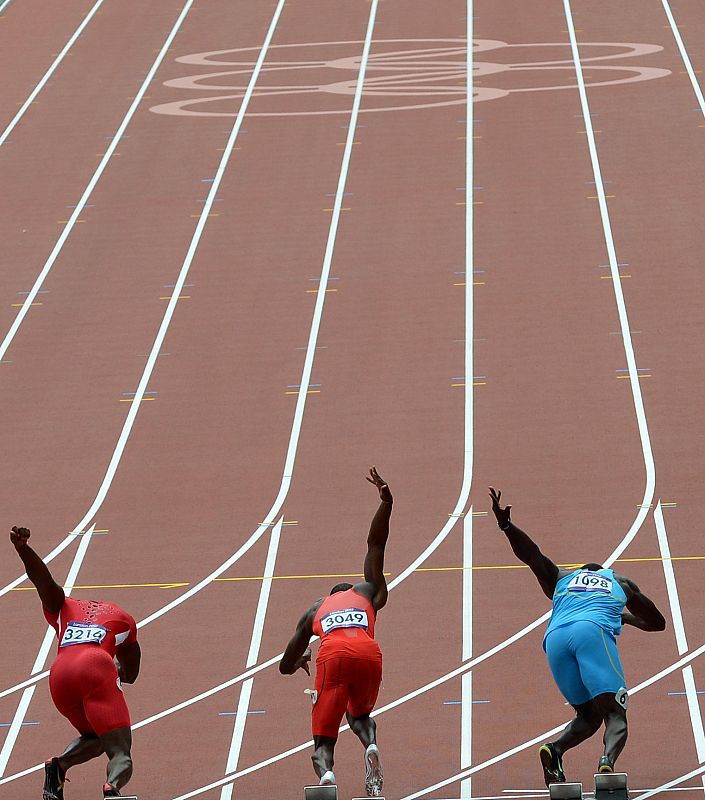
left=11, top=556, right=703, bottom=593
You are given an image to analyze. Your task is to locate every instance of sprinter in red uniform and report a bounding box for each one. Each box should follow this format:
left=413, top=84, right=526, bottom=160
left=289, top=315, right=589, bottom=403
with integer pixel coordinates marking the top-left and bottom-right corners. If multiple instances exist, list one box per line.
left=280, top=467, right=392, bottom=797
left=10, top=526, right=141, bottom=800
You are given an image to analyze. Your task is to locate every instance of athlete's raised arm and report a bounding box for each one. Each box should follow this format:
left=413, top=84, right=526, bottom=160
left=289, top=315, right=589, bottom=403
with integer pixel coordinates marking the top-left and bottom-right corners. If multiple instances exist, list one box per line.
left=616, top=574, right=667, bottom=632
left=10, top=526, right=65, bottom=614
left=489, top=488, right=561, bottom=599
left=279, top=604, right=317, bottom=675
left=363, top=467, right=393, bottom=612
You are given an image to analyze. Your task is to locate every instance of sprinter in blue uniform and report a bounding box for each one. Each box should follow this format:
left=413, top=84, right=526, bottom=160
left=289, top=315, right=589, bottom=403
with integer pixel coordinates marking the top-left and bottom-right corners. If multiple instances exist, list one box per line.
left=489, top=488, right=666, bottom=787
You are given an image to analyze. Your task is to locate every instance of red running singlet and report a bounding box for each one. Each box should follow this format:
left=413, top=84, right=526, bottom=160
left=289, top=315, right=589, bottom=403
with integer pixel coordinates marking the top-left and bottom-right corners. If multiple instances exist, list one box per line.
left=44, top=598, right=138, bottom=736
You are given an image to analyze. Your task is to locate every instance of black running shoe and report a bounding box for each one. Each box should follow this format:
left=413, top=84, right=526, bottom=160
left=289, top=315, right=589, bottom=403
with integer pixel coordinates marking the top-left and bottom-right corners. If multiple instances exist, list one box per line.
left=598, top=756, right=614, bottom=774
left=539, top=743, right=566, bottom=788
left=43, top=758, right=66, bottom=800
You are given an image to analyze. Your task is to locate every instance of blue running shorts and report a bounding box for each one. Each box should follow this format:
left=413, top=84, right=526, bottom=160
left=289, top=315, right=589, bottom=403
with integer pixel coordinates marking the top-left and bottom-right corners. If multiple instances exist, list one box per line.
left=544, top=620, right=626, bottom=706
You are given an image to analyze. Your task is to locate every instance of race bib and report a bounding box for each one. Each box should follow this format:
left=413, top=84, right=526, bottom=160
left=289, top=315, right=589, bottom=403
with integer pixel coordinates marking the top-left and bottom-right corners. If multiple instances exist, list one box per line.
left=566, top=570, right=613, bottom=594
left=321, top=608, right=369, bottom=634
left=60, top=621, right=108, bottom=647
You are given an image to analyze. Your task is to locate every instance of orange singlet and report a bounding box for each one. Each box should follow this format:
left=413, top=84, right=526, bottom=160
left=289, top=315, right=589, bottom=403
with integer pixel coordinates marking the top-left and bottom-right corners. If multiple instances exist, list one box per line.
left=310, top=588, right=382, bottom=738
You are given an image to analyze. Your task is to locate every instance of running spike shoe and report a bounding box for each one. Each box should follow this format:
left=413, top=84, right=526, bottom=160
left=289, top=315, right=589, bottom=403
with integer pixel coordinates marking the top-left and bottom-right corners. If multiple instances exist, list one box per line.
left=364, top=743, right=384, bottom=797
left=103, top=784, right=120, bottom=797
left=539, top=742, right=566, bottom=788
left=598, top=756, right=615, bottom=774
left=43, top=758, right=66, bottom=800
left=319, top=771, right=336, bottom=786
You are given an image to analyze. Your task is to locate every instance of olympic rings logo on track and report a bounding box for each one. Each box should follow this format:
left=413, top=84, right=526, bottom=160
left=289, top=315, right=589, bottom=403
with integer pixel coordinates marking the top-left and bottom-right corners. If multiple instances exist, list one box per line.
left=149, top=38, right=671, bottom=118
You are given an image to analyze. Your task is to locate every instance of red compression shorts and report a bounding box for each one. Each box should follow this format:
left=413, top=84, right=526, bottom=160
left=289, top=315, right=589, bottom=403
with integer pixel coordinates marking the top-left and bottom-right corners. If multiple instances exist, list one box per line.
left=49, top=646, right=131, bottom=737
left=312, top=656, right=382, bottom=739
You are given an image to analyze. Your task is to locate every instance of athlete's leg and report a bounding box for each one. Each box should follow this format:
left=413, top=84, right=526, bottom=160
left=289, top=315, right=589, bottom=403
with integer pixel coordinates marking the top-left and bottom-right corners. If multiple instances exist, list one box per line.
left=593, top=692, right=628, bottom=766
left=99, top=727, right=133, bottom=790
left=312, top=735, right=337, bottom=778
left=553, top=700, right=603, bottom=755
left=346, top=710, right=376, bottom=748
left=347, top=659, right=384, bottom=797
left=57, top=733, right=104, bottom=770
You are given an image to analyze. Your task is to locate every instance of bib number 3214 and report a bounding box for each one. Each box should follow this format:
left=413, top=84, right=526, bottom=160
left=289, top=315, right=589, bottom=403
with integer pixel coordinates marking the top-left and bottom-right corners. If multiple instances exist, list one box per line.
left=60, top=621, right=108, bottom=647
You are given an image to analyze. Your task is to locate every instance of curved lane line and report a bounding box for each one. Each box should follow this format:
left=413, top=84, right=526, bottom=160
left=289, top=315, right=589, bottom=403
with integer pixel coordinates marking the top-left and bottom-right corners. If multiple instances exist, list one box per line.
left=563, top=0, right=656, bottom=566
left=0, top=0, right=198, bottom=599
left=0, top=0, right=13, bottom=13
left=0, top=0, right=288, bottom=768
left=0, top=0, right=104, bottom=148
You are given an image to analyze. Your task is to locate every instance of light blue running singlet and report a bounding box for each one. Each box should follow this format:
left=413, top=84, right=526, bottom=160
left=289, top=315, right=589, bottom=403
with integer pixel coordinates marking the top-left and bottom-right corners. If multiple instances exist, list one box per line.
left=543, top=568, right=627, bottom=650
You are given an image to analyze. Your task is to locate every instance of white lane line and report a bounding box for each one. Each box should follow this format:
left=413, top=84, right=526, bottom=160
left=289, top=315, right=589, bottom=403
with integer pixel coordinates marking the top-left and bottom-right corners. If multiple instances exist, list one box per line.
left=0, top=525, right=95, bottom=776
left=662, top=0, right=705, bottom=115
left=220, top=518, right=282, bottom=800
left=0, top=0, right=13, bottom=12
left=0, top=0, right=198, bottom=600
left=461, top=511, right=473, bottom=800
left=655, top=502, right=705, bottom=775
left=564, top=0, right=656, bottom=566
left=0, top=0, right=287, bottom=766
left=157, top=634, right=705, bottom=800
left=0, top=0, right=104, bottom=148
left=634, top=763, right=705, bottom=800
left=461, top=9, right=474, bottom=792
left=400, top=638, right=705, bottom=800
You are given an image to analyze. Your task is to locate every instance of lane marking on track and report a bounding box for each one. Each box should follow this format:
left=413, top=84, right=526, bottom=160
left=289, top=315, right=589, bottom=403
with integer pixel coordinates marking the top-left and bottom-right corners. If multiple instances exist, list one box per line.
left=399, top=624, right=705, bottom=800
left=655, top=501, right=705, bottom=779
left=560, top=0, right=656, bottom=562
left=219, top=518, right=282, bottom=800
left=662, top=0, right=705, bottom=117
left=0, top=0, right=286, bottom=766
left=0, top=0, right=199, bottom=598
left=0, top=525, right=95, bottom=776
left=460, top=511, right=473, bottom=800
left=0, top=0, right=13, bottom=12
left=6, top=553, right=700, bottom=592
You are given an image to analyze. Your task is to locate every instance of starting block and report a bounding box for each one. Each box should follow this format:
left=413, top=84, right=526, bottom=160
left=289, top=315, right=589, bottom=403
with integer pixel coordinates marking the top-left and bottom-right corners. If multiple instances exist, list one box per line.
left=353, top=797, right=385, bottom=800
left=304, top=786, right=338, bottom=800
left=549, top=783, right=583, bottom=800
left=594, top=772, right=628, bottom=800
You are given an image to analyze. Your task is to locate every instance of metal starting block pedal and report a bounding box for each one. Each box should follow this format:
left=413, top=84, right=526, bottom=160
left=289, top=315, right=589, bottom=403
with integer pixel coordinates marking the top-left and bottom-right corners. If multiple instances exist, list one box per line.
left=304, top=786, right=338, bottom=800
left=594, top=772, right=628, bottom=800
left=549, top=783, right=583, bottom=800
left=352, top=797, right=385, bottom=800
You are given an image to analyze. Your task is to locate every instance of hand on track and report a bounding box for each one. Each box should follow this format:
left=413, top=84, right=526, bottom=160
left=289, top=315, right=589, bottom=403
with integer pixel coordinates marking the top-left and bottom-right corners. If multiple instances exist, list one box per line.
left=489, top=487, right=511, bottom=529
left=366, top=467, right=392, bottom=503
left=10, top=526, right=30, bottom=550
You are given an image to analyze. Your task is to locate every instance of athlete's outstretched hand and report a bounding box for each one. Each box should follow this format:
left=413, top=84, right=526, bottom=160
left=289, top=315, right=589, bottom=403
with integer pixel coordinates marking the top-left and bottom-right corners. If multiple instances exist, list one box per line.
left=10, top=526, right=30, bottom=550
left=489, top=487, right=511, bottom=530
left=366, top=466, right=392, bottom=503
left=296, top=647, right=312, bottom=676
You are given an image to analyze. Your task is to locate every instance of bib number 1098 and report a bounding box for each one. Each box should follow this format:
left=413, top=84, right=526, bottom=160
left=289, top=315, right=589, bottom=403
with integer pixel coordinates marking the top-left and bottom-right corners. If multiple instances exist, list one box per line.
left=321, top=608, right=369, bottom=634
left=60, top=621, right=108, bottom=647
left=566, top=571, right=612, bottom=594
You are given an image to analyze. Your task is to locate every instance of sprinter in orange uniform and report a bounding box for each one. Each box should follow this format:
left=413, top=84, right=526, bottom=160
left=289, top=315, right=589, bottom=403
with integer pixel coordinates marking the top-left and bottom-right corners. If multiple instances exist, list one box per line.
left=280, top=468, right=392, bottom=797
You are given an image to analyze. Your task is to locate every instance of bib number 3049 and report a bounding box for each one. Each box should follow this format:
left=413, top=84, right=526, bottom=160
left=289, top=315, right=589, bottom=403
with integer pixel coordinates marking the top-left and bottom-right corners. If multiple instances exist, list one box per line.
left=566, top=570, right=613, bottom=594
left=60, top=621, right=108, bottom=647
left=321, top=608, right=369, bottom=634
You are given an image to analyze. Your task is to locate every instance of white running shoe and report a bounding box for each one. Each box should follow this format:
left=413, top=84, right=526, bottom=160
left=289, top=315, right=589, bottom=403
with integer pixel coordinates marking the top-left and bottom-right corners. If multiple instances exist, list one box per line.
left=364, top=744, right=383, bottom=797
left=319, top=771, right=336, bottom=786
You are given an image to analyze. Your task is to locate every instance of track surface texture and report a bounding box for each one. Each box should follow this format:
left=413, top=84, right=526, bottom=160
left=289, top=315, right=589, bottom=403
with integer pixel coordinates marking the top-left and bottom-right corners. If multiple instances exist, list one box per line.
left=1, top=1, right=704, bottom=799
